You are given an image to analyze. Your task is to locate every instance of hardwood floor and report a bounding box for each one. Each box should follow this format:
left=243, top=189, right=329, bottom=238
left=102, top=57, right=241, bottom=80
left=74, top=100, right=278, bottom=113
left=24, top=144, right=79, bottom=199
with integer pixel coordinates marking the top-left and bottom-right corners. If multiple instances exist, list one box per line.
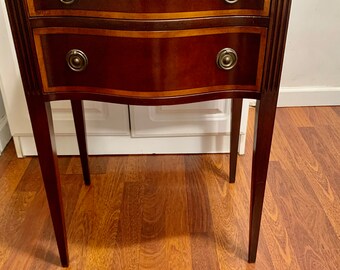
left=0, top=106, right=339, bottom=269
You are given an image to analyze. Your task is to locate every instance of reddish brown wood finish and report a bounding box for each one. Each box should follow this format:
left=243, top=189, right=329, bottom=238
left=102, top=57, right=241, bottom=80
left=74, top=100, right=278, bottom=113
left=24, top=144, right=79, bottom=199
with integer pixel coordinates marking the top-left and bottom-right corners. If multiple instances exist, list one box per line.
left=229, top=98, right=243, bottom=183
left=29, top=0, right=267, bottom=13
left=248, top=0, right=292, bottom=262
left=27, top=0, right=271, bottom=18
left=34, top=27, right=266, bottom=97
left=29, top=16, right=270, bottom=30
left=5, top=0, right=292, bottom=267
left=25, top=97, right=69, bottom=267
left=71, top=100, right=90, bottom=186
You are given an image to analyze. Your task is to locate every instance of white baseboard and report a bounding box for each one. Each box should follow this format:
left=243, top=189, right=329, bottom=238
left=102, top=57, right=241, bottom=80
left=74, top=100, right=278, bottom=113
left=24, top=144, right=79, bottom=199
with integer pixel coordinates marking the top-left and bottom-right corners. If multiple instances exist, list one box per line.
left=14, top=133, right=246, bottom=157
left=278, top=87, right=340, bottom=107
left=248, top=87, right=340, bottom=107
left=0, top=116, right=11, bottom=154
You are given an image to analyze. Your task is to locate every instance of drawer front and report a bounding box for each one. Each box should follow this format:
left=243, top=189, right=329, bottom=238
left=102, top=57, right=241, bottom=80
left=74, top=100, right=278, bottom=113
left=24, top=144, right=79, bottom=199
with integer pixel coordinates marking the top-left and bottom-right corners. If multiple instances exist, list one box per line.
left=27, top=0, right=271, bottom=19
left=34, top=27, right=267, bottom=98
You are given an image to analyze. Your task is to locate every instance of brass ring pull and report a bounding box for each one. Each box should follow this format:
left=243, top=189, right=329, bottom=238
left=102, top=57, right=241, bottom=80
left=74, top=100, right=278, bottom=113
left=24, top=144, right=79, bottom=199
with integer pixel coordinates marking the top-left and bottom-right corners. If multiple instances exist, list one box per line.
left=225, top=0, right=239, bottom=3
left=66, top=49, right=88, bottom=72
left=216, top=48, right=238, bottom=71
left=60, top=0, right=76, bottom=5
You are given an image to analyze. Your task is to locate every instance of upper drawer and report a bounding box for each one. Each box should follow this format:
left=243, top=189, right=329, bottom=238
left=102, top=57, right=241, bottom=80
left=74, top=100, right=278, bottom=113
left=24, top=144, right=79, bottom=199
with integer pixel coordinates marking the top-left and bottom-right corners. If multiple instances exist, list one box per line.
left=33, top=27, right=267, bottom=99
left=27, top=0, right=271, bottom=19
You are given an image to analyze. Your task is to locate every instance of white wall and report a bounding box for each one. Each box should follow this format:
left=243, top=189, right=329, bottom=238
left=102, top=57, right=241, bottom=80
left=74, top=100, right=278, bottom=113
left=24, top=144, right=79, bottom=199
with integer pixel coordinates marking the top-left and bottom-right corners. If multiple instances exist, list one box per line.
left=0, top=1, right=30, bottom=135
left=0, top=0, right=26, bottom=154
left=0, top=93, right=6, bottom=119
left=0, top=89, right=11, bottom=154
left=278, top=0, right=340, bottom=106
left=0, top=0, right=13, bottom=152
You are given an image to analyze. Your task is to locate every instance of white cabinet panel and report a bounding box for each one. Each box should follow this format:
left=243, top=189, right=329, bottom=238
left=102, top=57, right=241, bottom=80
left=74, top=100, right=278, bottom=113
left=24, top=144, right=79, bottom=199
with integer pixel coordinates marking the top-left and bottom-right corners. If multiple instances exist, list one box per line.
left=130, top=100, right=249, bottom=138
left=12, top=101, right=130, bottom=156
left=51, top=101, right=130, bottom=136
left=130, top=100, right=250, bottom=154
left=130, top=100, right=230, bottom=137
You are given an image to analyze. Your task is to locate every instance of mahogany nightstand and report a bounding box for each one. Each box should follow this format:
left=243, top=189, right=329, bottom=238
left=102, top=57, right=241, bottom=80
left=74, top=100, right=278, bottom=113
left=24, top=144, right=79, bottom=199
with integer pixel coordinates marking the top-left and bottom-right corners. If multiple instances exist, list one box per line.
left=5, top=0, right=291, bottom=266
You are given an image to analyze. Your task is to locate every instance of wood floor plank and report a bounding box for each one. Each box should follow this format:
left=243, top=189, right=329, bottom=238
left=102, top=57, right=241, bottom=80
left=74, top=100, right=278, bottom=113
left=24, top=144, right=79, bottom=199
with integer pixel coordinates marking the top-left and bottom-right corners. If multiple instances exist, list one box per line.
left=0, top=141, right=16, bottom=179
left=82, top=171, right=125, bottom=269
left=66, top=155, right=108, bottom=175
left=272, top=120, right=339, bottom=237
left=119, top=155, right=148, bottom=182
left=0, top=165, right=53, bottom=269
left=139, top=155, right=168, bottom=270
left=21, top=189, right=60, bottom=269
left=304, top=107, right=340, bottom=127
left=0, top=150, right=32, bottom=268
left=284, top=107, right=314, bottom=128
left=273, top=114, right=340, bottom=245
left=267, top=160, right=339, bottom=270
left=298, top=127, right=340, bottom=239
left=164, top=156, right=192, bottom=270
left=112, top=152, right=145, bottom=269
left=57, top=157, right=72, bottom=175
left=185, top=155, right=220, bottom=270
left=299, top=127, right=340, bottom=181
left=332, top=106, right=340, bottom=116
left=261, top=178, right=301, bottom=270
left=316, top=125, right=340, bottom=162
left=0, top=156, right=31, bottom=216
left=204, top=153, right=276, bottom=270
left=205, top=154, right=254, bottom=270
left=117, top=181, right=143, bottom=270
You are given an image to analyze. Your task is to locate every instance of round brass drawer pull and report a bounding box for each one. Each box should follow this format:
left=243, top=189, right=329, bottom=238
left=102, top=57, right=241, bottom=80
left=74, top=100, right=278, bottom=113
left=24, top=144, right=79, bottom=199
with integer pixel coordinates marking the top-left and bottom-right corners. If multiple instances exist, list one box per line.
left=60, top=0, right=76, bottom=5
left=66, top=49, right=88, bottom=72
left=216, top=48, right=238, bottom=71
left=225, top=0, right=239, bottom=3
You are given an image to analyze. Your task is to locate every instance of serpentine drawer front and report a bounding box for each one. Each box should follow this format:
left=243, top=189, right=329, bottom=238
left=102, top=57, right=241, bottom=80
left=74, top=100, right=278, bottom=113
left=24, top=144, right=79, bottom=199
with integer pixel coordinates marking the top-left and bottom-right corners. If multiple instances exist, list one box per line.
left=27, top=0, right=271, bottom=18
left=6, top=0, right=291, bottom=267
left=34, top=27, right=267, bottom=97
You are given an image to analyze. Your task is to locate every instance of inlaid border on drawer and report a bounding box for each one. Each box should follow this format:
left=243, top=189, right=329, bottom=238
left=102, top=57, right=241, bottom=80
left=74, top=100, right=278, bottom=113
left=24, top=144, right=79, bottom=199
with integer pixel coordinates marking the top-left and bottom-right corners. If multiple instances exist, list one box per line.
left=27, top=0, right=271, bottom=19
left=33, top=27, right=267, bottom=98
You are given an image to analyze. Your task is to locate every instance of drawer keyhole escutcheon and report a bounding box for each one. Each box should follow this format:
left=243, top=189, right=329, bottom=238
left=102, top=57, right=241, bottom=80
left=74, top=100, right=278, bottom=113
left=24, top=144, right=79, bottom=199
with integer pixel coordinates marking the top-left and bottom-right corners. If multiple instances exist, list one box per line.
left=216, top=48, right=238, bottom=71
left=66, top=49, right=88, bottom=72
left=225, top=0, right=239, bottom=3
left=60, top=0, right=76, bottom=5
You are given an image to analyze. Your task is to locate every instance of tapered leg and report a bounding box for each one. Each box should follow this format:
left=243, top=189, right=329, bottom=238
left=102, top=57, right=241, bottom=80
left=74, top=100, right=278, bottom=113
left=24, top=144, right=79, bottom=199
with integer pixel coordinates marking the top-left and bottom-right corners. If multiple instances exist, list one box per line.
left=229, top=98, right=243, bottom=183
left=27, top=97, right=69, bottom=267
left=248, top=96, right=278, bottom=263
left=71, top=100, right=91, bottom=186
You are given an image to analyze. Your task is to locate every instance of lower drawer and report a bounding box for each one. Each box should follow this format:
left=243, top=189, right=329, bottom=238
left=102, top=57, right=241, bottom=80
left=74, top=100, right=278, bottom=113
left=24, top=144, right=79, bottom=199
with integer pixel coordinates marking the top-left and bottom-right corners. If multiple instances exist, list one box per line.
left=34, top=27, right=267, bottom=98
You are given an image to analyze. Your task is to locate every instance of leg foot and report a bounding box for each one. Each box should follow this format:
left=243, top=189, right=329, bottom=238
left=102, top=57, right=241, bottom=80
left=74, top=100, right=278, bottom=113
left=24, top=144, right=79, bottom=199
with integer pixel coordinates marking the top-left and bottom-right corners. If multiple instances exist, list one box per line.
left=248, top=97, right=277, bottom=262
left=27, top=98, right=69, bottom=266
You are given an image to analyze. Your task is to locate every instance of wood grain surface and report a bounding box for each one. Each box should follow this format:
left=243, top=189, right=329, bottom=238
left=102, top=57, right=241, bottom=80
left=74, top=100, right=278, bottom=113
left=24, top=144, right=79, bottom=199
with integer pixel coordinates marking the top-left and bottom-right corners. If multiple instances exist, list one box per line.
left=0, top=106, right=339, bottom=269
left=33, top=27, right=267, bottom=97
left=26, top=0, right=271, bottom=19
